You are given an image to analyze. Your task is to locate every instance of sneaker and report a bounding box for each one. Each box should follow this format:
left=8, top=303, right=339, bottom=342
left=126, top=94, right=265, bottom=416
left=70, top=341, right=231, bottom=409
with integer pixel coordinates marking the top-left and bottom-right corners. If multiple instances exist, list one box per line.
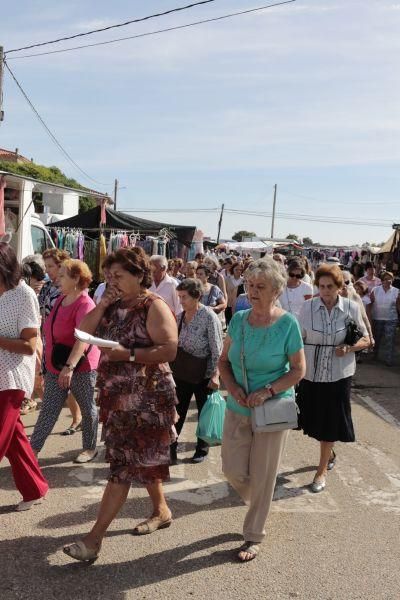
left=16, top=497, right=44, bottom=511
left=73, top=449, right=98, bottom=464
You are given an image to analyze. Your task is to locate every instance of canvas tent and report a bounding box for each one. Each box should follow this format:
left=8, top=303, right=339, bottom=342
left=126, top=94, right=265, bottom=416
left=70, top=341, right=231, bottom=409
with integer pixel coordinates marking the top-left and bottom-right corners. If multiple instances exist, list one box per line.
left=49, top=206, right=196, bottom=246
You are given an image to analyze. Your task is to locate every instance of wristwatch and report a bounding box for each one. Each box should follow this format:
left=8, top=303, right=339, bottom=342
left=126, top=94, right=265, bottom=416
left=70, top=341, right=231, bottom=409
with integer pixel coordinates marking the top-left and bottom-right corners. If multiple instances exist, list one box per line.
left=129, top=348, right=136, bottom=362
left=264, top=384, right=275, bottom=397
left=65, top=363, right=75, bottom=371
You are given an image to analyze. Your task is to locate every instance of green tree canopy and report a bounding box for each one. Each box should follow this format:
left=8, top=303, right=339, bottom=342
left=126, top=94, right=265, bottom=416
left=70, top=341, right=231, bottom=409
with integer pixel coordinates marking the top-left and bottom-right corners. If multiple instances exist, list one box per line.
left=232, top=230, right=256, bottom=242
left=286, top=233, right=299, bottom=241
left=302, top=236, right=313, bottom=245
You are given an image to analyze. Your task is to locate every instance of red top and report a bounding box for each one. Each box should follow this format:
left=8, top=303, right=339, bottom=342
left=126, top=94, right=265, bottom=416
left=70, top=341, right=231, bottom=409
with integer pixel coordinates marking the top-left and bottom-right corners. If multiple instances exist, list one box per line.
left=44, top=292, right=101, bottom=374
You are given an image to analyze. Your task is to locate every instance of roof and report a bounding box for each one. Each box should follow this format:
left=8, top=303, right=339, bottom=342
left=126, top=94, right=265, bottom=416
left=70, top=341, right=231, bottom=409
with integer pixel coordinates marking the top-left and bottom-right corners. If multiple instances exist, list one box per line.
left=48, top=206, right=196, bottom=246
left=0, top=148, right=30, bottom=163
left=0, top=170, right=108, bottom=199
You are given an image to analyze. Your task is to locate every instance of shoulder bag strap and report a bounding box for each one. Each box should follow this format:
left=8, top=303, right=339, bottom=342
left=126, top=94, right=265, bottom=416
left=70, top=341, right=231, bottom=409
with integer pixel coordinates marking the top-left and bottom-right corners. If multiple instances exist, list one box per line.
left=178, top=311, right=186, bottom=335
left=240, top=316, right=249, bottom=394
left=50, top=295, right=65, bottom=345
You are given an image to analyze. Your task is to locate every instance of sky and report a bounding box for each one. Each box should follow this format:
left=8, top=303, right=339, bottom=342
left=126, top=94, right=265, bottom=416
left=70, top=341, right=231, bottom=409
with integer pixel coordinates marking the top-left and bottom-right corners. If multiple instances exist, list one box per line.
left=1, top=0, right=399, bottom=246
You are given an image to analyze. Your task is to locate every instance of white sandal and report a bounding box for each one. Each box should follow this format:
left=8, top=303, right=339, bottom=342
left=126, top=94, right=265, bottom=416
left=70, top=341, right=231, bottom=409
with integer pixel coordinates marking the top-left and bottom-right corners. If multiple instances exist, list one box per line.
left=63, top=540, right=100, bottom=564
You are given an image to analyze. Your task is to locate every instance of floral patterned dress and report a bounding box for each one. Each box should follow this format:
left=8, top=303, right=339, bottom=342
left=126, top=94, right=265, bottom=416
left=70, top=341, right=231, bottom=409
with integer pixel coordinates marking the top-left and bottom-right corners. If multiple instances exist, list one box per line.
left=96, top=293, right=178, bottom=485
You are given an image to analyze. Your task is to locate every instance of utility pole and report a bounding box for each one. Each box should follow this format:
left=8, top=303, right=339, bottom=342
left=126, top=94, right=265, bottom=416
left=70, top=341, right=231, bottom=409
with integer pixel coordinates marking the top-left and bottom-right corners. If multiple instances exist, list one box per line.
left=270, top=184, right=277, bottom=239
left=0, top=47, right=4, bottom=122
left=113, top=178, right=118, bottom=210
left=216, top=203, right=224, bottom=244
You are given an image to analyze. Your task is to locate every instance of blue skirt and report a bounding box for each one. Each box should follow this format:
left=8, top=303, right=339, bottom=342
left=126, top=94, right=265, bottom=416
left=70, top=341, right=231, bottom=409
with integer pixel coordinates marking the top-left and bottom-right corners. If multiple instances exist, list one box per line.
left=296, top=376, right=355, bottom=443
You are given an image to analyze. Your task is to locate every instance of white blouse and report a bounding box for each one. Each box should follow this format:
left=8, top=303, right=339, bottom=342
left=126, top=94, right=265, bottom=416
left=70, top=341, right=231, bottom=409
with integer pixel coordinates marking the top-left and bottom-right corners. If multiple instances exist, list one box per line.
left=371, top=285, right=399, bottom=321
left=298, top=296, right=367, bottom=383
left=0, top=281, right=40, bottom=396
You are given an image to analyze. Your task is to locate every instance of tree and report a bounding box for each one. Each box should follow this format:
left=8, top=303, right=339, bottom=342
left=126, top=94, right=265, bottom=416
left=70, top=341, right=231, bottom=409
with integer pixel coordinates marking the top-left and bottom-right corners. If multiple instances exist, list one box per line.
left=286, top=233, right=299, bottom=241
left=79, top=195, right=97, bottom=214
left=302, top=236, right=313, bottom=245
left=232, top=230, right=256, bottom=242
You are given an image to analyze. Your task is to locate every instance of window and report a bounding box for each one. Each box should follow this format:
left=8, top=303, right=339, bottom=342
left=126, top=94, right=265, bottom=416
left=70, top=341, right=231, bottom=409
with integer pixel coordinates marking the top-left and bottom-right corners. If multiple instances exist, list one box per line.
left=31, top=225, right=47, bottom=254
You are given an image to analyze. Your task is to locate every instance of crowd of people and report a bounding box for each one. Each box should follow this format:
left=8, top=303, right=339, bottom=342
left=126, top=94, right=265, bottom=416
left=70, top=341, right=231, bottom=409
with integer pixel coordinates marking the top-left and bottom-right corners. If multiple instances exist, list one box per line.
left=0, top=241, right=396, bottom=564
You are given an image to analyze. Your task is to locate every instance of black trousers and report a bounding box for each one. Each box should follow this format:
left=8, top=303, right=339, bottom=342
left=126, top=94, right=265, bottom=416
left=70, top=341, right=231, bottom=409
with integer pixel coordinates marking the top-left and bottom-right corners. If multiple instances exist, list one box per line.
left=173, top=378, right=210, bottom=454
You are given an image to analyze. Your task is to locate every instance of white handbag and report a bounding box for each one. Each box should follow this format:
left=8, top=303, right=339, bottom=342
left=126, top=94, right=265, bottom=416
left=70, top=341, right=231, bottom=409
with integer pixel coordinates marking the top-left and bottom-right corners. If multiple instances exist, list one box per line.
left=240, top=321, right=299, bottom=433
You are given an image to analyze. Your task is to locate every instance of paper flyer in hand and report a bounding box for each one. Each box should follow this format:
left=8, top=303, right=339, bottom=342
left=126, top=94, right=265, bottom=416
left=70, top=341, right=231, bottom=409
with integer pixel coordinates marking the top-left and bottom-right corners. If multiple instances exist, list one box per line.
left=74, top=329, right=119, bottom=349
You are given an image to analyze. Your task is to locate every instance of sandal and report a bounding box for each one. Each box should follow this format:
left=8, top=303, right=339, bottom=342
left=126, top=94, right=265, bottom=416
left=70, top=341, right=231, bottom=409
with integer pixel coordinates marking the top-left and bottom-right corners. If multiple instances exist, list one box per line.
left=237, top=541, right=260, bottom=562
left=132, top=515, right=172, bottom=536
left=61, top=422, right=82, bottom=436
left=63, top=540, right=100, bottom=564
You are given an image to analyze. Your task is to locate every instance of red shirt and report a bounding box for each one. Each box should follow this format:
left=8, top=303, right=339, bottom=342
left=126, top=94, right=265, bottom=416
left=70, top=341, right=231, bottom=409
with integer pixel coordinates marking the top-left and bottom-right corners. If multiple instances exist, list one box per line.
left=44, top=292, right=100, bottom=374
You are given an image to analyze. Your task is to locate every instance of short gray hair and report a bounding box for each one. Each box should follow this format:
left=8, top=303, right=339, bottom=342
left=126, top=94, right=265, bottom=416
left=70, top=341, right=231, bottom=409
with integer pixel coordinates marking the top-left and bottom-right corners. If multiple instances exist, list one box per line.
left=22, top=254, right=46, bottom=270
left=245, top=257, right=287, bottom=295
left=176, top=277, right=203, bottom=299
left=150, top=255, right=168, bottom=269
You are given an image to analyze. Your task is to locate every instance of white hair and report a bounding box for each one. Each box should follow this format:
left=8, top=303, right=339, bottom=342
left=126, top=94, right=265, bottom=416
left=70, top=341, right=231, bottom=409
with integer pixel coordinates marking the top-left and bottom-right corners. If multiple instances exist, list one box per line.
left=150, top=255, right=168, bottom=269
left=245, top=257, right=287, bottom=295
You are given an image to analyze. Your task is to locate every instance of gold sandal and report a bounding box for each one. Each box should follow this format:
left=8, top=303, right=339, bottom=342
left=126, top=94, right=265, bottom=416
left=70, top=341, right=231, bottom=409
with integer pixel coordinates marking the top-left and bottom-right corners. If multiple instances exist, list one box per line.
left=63, top=540, right=100, bottom=564
left=132, top=515, right=172, bottom=536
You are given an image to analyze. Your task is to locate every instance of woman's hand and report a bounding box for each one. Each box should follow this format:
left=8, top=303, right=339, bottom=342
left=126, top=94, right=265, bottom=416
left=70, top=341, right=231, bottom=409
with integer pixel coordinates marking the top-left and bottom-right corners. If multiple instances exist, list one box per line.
left=335, top=344, right=350, bottom=357
left=101, top=344, right=129, bottom=362
left=208, top=373, right=220, bottom=390
left=98, top=285, right=120, bottom=310
left=246, top=387, right=272, bottom=408
left=231, top=384, right=247, bottom=406
left=58, top=366, right=73, bottom=389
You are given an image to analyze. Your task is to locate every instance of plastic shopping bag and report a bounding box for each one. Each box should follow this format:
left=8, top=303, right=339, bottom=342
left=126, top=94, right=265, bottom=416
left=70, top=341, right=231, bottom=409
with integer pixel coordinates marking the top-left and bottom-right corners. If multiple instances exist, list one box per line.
left=196, top=391, right=226, bottom=446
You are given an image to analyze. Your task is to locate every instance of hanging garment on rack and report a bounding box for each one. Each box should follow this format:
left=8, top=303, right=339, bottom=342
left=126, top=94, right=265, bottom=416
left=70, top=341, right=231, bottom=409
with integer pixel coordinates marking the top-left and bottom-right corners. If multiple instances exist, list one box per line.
left=85, top=240, right=99, bottom=281
left=99, top=233, right=107, bottom=272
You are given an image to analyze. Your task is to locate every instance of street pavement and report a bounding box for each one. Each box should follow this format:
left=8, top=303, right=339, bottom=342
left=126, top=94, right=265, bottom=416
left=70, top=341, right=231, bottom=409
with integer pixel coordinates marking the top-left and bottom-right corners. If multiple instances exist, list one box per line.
left=1, top=358, right=399, bottom=600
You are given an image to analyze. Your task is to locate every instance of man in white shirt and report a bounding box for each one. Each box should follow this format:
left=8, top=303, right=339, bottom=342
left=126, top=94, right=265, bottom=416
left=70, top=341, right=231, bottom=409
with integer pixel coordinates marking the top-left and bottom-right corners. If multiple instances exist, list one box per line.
left=149, top=255, right=182, bottom=316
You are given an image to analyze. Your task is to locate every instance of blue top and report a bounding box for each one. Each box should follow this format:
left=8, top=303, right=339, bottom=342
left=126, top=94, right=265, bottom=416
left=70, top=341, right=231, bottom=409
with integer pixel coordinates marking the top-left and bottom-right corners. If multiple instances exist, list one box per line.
left=226, top=309, right=304, bottom=416
left=201, top=284, right=224, bottom=308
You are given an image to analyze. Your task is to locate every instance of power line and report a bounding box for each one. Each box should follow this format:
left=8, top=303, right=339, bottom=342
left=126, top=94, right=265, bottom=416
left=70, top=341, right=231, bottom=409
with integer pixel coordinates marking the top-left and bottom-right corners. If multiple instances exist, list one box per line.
left=224, top=209, right=393, bottom=228
left=3, top=60, right=112, bottom=188
left=5, top=0, right=220, bottom=55
left=6, top=1, right=297, bottom=61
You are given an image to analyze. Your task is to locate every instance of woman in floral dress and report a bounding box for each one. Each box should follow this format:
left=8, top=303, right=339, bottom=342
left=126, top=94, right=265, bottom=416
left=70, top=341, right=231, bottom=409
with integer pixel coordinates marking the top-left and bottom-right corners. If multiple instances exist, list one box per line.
left=63, top=247, right=178, bottom=563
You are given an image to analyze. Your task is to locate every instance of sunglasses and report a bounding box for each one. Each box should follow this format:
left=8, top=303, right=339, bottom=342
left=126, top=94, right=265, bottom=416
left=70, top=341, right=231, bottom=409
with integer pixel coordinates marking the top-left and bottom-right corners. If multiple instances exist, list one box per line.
left=288, top=273, right=302, bottom=279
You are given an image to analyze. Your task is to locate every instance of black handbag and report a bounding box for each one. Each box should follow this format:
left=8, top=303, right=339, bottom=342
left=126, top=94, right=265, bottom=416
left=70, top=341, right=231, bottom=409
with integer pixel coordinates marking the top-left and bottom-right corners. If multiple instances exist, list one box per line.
left=344, top=320, right=363, bottom=346
left=170, top=312, right=208, bottom=384
left=50, top=297, right=91, bottom=372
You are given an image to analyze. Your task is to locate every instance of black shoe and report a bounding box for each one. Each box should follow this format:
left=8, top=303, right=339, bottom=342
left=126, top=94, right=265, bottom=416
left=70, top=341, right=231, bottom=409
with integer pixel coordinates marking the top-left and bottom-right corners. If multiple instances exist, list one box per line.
left=190, top=452, right=208, bottom=464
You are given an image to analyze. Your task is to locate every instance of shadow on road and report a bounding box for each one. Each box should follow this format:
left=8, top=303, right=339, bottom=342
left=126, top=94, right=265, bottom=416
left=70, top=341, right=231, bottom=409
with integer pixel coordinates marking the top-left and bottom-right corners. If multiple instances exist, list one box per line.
left=1, top=532, right=242, bottom=600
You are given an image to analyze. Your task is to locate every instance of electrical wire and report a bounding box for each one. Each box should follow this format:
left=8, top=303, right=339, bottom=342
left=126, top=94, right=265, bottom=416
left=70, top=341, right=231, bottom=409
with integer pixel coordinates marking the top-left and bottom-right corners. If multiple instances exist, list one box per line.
left=3, top=60, right=112, bottom=188
left=224, top=209, right=393, bottom=228
left=5, top=1, right=220, bottom=55
left=6, top=1, right=297, bottom=60
left=118, top=206, right=393, bottom=228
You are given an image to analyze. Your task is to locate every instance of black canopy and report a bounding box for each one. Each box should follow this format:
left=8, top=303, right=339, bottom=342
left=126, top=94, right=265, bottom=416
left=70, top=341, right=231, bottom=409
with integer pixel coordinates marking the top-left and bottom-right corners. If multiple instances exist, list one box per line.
left=49, top=207, right=196, bottom=246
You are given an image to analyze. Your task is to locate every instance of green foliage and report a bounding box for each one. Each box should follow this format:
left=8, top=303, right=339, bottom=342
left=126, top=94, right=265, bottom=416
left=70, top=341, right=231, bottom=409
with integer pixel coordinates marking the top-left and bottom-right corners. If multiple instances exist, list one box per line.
left=302, top=236, right=313, bottom=245
left=286, top=233, right=299, bottom=241
left=232, top=230, right=256, bottom=242
left=79, top=195, right=97, bottom=214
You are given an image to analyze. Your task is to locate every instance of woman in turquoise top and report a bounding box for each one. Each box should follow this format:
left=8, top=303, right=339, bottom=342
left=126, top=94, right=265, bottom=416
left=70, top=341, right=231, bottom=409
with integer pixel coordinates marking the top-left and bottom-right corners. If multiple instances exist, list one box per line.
left=219, top=257, right=305, bottom=562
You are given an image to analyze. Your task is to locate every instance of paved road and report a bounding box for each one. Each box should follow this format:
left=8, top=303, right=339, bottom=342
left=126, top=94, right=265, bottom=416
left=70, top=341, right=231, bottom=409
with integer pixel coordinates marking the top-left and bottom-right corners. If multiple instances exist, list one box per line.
left=1, top=359, right=399, bottom=600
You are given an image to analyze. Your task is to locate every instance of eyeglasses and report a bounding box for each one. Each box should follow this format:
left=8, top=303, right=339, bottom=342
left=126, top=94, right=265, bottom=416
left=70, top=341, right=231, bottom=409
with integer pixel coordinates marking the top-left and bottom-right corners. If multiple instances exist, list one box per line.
left=288, top=273, right=302, bottom=279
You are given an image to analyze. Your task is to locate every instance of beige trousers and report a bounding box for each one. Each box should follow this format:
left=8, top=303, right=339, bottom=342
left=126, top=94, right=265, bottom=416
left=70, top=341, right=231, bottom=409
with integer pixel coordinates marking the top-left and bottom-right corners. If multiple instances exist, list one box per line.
left=221, top=408, right=289, bottom=544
